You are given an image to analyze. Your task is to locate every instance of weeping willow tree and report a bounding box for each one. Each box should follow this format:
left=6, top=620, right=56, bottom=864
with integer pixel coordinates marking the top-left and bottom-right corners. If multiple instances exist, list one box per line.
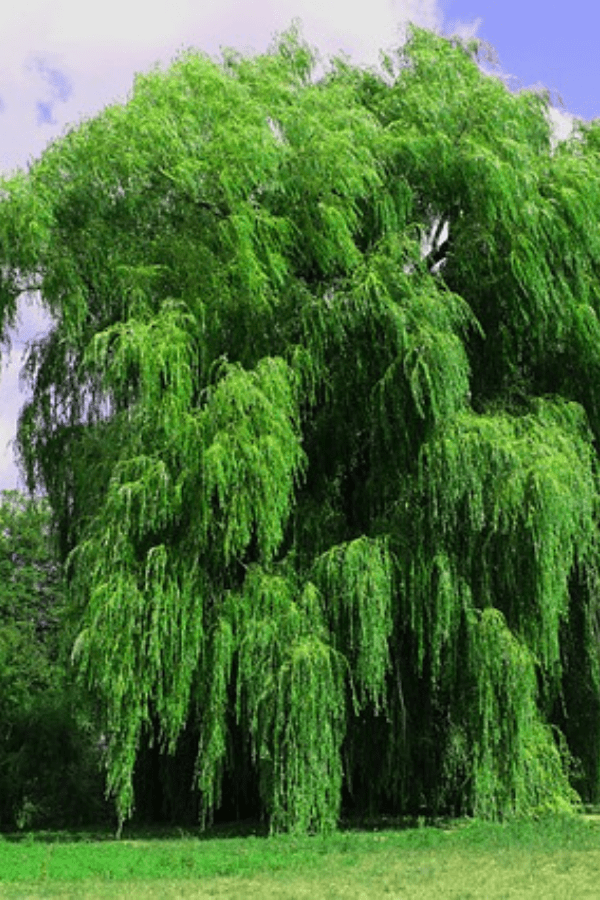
left=2, top=20, right=600, bottom=835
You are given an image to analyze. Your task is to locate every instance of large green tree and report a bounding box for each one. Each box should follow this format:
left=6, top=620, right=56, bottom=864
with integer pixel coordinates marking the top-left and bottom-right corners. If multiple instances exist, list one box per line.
left=2, top=21, right=600, bottom=834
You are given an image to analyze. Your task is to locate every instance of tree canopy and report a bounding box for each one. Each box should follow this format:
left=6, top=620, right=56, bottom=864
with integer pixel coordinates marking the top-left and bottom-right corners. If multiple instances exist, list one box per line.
left=2, top=21, right=600, bottom=835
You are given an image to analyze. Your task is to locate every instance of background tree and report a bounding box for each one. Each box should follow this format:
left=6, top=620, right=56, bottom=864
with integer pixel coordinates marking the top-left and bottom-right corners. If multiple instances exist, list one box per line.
left=0, top=489, right=111, bottom=830
left=1, top=21, right=600, bottom=835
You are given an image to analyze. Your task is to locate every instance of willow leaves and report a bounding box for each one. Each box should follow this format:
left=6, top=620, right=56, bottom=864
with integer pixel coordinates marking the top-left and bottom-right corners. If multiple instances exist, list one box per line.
left=2, top=22, right=600, bottom=833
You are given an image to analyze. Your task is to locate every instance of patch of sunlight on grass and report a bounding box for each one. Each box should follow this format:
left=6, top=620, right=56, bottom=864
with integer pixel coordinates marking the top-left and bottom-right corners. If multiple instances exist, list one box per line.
left=5, top=856, right=600, bottom=900
left=4, top=815, right=600, bottom=898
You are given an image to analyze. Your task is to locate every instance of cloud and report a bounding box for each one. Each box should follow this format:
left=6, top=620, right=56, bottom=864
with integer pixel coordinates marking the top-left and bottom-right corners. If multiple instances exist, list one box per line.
left=0, top=2, right=582, bottom=172
left=30, top=59, right=72, bottom=124
left=0, top=1, right=446, bottom=176
left=33, top=58, right=73, bottom=102
left=0, top=347, right=26, bottom=491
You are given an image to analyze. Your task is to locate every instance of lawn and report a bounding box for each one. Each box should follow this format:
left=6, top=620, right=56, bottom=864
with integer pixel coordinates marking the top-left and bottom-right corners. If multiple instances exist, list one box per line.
left=2, top=813, right=600, bottom=898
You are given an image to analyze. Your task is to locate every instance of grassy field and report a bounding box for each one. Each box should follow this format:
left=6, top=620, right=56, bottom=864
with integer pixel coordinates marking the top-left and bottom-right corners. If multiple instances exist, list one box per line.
left=2, top=813, right=600, bottom=898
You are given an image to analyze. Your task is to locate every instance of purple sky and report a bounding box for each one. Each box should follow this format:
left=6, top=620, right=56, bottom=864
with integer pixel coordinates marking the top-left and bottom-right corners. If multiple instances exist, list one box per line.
left=0, top=0, right=597, bottom=491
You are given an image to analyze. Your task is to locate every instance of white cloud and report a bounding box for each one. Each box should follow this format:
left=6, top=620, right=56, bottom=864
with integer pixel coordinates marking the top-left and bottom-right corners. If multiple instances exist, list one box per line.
left=0, top=347, right=26, bottom=491
left=0, top=1, right=449, bottom=175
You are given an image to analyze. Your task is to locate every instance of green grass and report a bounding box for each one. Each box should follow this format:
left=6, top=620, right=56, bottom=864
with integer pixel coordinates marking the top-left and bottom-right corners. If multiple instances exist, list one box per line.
left=2, top=813, right=600, bottom=898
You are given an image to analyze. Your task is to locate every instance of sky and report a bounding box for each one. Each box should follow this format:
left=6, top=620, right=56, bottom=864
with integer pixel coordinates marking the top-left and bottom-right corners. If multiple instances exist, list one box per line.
left=0, top=0, right=597, bottom=492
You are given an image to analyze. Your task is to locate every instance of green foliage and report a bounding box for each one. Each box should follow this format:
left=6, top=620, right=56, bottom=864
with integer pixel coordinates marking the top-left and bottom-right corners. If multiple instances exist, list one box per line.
left=0, top=490, right=111, bottom=830
left=1, top=21, right=600, bottom=834
left=0, top=491, right=64, bottom=743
